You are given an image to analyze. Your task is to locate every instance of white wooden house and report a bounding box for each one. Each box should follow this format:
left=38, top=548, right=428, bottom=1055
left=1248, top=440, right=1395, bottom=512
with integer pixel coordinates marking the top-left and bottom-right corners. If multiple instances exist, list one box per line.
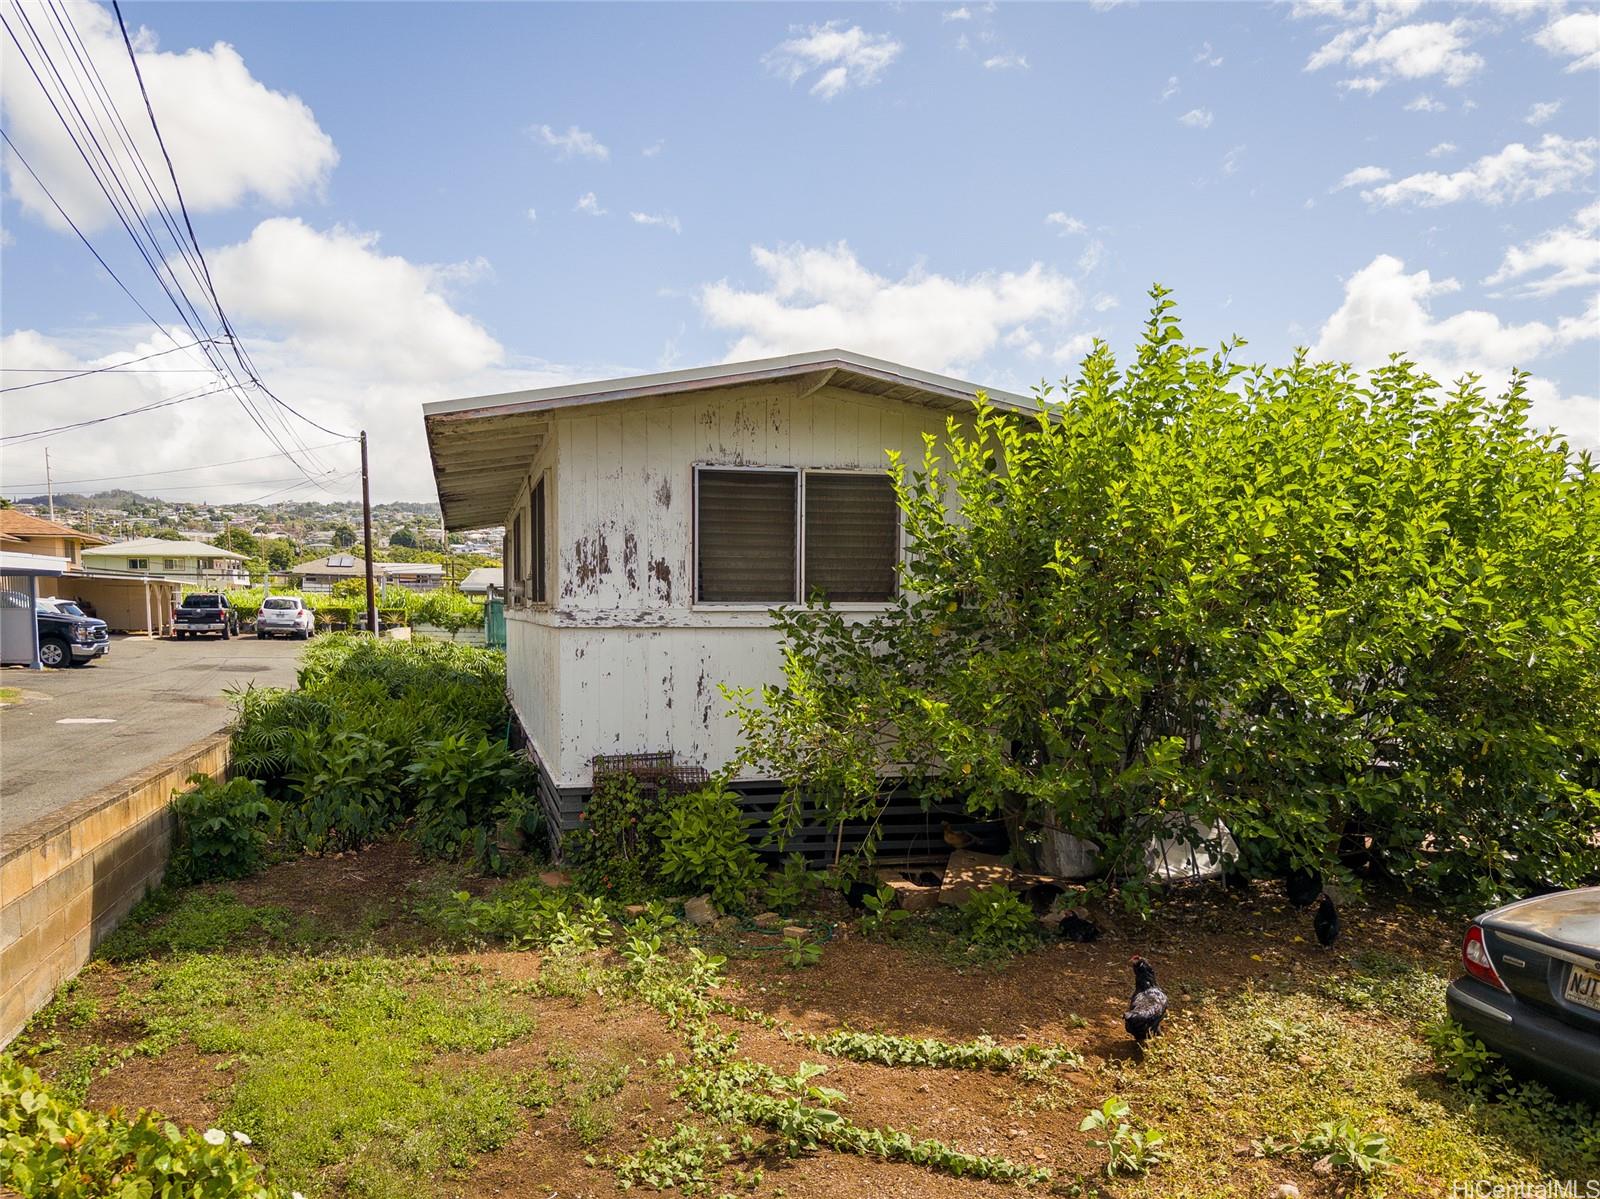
left=423, top=350, right=1035, bottom=837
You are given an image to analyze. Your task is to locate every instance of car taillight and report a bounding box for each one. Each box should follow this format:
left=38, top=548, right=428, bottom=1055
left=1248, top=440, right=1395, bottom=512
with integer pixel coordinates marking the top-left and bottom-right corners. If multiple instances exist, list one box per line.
left=1462, top=925, right=1509, bottom=993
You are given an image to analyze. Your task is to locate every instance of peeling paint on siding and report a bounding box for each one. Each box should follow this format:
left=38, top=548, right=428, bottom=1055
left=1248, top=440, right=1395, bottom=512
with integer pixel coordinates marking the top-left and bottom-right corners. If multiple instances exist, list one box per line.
left=649, top=558, right=673, bottom=604
left=623, top=531, right=638, bottom=591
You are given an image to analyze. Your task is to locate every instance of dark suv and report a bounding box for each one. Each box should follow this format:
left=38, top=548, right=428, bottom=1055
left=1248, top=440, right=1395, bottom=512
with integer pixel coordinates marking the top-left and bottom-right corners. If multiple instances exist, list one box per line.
left=174, top=593, right=240, bottom=640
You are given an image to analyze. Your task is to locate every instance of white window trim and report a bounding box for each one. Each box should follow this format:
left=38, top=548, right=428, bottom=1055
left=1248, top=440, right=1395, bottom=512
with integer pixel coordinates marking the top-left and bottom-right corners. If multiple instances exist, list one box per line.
left=691, top=463, right=901, bottom=610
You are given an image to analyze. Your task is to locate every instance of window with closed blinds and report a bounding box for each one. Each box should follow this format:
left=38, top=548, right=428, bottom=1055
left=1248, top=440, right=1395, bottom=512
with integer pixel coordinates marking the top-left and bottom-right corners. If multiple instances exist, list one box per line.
left=697, top=469, right=797, bottom=602
left=804, top=473, right=898, bottom=602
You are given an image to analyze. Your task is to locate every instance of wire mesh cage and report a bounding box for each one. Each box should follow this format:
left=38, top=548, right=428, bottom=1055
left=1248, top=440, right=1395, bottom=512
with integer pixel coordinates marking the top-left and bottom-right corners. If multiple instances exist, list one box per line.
left=590, top=751, right=710, bottom=797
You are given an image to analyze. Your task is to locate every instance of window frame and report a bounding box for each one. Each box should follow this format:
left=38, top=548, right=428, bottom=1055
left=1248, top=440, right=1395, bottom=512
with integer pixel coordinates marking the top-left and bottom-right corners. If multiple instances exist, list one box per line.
left=127, top=557, right=148, bottom=571
left=529, top=473, right=548, bottom=606
left=691, top=464, right=901, bottom=609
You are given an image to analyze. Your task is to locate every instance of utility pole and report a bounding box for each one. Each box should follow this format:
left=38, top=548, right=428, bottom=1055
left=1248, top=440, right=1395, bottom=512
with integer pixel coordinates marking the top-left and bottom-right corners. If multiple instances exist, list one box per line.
left=360, top=430, right=378, bottom=635
left=45, top=447, right=55, bottom=521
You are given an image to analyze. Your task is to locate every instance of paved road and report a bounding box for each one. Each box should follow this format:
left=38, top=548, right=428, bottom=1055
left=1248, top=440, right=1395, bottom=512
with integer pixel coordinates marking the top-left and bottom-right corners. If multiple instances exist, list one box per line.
left=0, top=635, right=303, bottom=835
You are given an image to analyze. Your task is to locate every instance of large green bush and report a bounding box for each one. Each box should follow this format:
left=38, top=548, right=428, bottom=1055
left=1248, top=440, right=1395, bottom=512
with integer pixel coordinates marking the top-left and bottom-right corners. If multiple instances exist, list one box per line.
left=170, top=773, right=276, bottom=883
left=654, top=782, right=763, bottom=914
left=733, top=289, right=1600, bottom=909
left=228, top=636, right=523, bottom=861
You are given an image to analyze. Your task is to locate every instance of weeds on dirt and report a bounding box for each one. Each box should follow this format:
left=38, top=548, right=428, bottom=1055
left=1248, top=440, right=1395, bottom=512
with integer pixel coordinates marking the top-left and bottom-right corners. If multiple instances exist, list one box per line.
left=1080, top=1097, right=1166, bottom=1177
left=97, top=891, right=289, bottom=962
left=798, top=1029, right=1082, bottom=1074
left=780, top=935, right=822, bottom=968
left=612, top=1122, right=736, bottom=1193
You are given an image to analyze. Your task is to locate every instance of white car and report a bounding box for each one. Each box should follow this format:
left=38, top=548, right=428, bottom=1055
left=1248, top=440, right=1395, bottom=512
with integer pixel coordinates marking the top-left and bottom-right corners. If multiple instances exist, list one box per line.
left=255, top=596, right=315, bottom=640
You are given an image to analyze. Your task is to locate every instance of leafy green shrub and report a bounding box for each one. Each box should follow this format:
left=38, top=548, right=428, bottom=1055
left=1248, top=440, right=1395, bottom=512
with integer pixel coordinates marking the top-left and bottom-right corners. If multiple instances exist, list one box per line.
left=1297, top=1117, right=1395, bottom=1177
left=0, top=1057, right=293, bottom=1198
left=763, top=852, right=818, bottom=914
left=860, top=884, right=910, bottom=937
left=956, top=887, right=1039, bottom=957
left=283, top=726, right=404, bottom=852
left=654, top=782, right=763, bottom=914
left=782, top=935, right=822, bottom=968
left=613, top=1122, right=733, bottom=1193
left=406, top=732, right=534, bottom=860
left=804, top=1030, right=1080, bottom=1072
left=565, top=773, right=662, bottom=901
left=732, top=288, right=1600, bottom=908
left=1424, top=1018, right=1500, bottom=1089
left=1080, top=1097, right=1166, bottom=1177
left=169, top=773, right=276, bottom=883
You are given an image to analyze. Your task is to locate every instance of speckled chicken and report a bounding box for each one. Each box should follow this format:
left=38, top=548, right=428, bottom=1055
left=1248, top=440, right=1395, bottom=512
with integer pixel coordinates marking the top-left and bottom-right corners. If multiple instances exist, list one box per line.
left=1124, top=955, right=1169, bottom=1046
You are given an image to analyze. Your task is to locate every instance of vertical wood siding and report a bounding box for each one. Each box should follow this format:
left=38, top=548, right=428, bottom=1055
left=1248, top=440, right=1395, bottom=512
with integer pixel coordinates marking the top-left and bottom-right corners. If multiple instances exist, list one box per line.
left=505, top=384, right=964, bottom=788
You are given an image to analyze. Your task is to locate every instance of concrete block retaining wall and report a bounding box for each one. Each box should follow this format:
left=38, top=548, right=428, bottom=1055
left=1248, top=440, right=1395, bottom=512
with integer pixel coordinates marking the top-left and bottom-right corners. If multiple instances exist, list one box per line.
left=0, top=731, right=231, bottom=1046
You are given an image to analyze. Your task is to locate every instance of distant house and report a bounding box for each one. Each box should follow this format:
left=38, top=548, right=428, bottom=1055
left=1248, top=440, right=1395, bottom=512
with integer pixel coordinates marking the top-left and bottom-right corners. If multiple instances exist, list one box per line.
left=422, top=349, right=1037, bottom=837
left=82, top=538, right=250, bottom=588
left=457, top=566, right=501, bottom=596
left=0, top=509, right=108, bottom=567
left=289, top=554, right=444, bottom=593
left=0, top=514, right=180, bottom=633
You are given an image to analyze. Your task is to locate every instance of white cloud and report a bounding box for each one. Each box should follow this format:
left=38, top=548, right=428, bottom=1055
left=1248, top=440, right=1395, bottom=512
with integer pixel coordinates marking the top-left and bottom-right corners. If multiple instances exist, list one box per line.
left=1092, top=293, right=1119, bottom=312
left=1336, top=165, right=1392, bottom=190
left=630, top=211, right=682, bottom=233
left=0, top=3, right=336, bottom=232
left=1045, top=212, right=1088, bottom=235
left=1, top=222, right=588, bottom=503
left=526, top=207, right=538, bottom=223
left=1194, top=41, right=1224, bottom=67
left=207, top=218, right=501, bottom=382
left=1484, top=202, right=1600, bottom=298
left=1076, top=239, right=1106, bottom=273
left=1534, top=10, right=1600, bottom=72
left=1305, top=17, right=1485, bottom=91
left=1426, top=142, right=1456, bottom=159
left=763, top=22, right=902, bottom=99
left=943, top=6, right=973, bottom=21
left=1338, top=76, right=1386, bottom=93
left=1361, top=135, right=1599, bottom=207
left=699, top=242, right=1082, bottom=373
left=1405, top=93, right=1446, bottom=112
left=642, top=140, right=665, bottom=158
left=1221, top=145, right=1246, bottom=176
left=983, top=53, right=1029, bottom=70
left=1160, top=74, right=1180, bottom=101
left=1179, top=107, right=1214, bottom=128
left=575, top=192, right=606, bottom=216
left=1312, top=253, right=1597, bottom=447
left=529, top=124, right=609, bottom=161
left=1525, top=100, right=1562, bottom=127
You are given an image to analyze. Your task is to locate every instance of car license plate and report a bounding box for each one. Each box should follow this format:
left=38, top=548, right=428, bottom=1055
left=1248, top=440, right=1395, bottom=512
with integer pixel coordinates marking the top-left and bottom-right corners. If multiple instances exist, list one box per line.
left=1564, top=962, right=1600, bottom=1013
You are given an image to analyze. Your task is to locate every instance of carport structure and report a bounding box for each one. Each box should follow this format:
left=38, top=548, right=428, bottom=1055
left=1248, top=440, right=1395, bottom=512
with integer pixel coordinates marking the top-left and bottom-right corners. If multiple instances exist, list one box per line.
left=44, top=570, right=182, bottom=636
left=0, top=550, right=69, bottom=669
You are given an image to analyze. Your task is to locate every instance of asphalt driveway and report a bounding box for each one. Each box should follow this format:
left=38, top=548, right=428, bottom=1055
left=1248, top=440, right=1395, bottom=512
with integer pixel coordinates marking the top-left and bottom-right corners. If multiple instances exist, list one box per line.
left=0, top=634, right=303, bottom=835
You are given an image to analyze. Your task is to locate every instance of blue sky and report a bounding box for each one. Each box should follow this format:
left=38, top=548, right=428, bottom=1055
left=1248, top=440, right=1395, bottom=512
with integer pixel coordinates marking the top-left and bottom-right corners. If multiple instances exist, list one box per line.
left=2, top=1, right=1596, bottom=505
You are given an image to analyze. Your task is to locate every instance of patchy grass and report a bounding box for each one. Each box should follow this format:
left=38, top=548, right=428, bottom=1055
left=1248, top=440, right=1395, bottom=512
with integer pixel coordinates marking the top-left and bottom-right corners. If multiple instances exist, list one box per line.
left=9, top=841, right=1596, bottom=1199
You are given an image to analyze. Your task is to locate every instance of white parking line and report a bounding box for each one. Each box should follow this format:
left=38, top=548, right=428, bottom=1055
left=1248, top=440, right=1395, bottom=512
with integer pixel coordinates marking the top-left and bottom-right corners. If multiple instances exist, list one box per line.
left=56, top=717, right=116, bottom=724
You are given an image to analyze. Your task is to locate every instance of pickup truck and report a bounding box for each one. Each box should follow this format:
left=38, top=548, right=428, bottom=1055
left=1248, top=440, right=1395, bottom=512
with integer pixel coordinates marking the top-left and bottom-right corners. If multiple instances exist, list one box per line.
left=174, top=593, right=239, bottom=640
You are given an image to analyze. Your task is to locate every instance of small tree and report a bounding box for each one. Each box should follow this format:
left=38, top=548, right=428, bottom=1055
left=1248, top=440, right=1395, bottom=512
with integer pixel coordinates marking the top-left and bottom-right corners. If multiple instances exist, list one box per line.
left=389, top=527, right=418, bottom=549
left=732, top=288, right=1600, bottom=908
left=331, top=523, right=358, bottom=549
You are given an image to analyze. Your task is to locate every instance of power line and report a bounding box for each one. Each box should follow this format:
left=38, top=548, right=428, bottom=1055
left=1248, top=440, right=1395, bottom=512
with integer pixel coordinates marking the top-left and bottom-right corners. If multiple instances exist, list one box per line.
left=0, top=439, right=353, bottom=490
left=2, top=4, right=350, bottom=485
left=0, top=337, right=218, bottom=393
left=0, top=381, right=233, bottom=444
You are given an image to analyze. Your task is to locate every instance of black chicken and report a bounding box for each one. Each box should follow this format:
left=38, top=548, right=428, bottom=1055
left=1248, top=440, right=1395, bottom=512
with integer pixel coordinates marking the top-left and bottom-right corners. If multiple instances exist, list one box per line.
left=1283, top=866, right=1323, bottom=909
left=1058, top=912, right=1101, bottom=943
left=842, top=880, right=876, bottom=911
left=1124, top=956, right=1169, bottom=1048
left=1222, top=861, right=1253, bottom=896
left=1313, top=894, right=1340, bottom=948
